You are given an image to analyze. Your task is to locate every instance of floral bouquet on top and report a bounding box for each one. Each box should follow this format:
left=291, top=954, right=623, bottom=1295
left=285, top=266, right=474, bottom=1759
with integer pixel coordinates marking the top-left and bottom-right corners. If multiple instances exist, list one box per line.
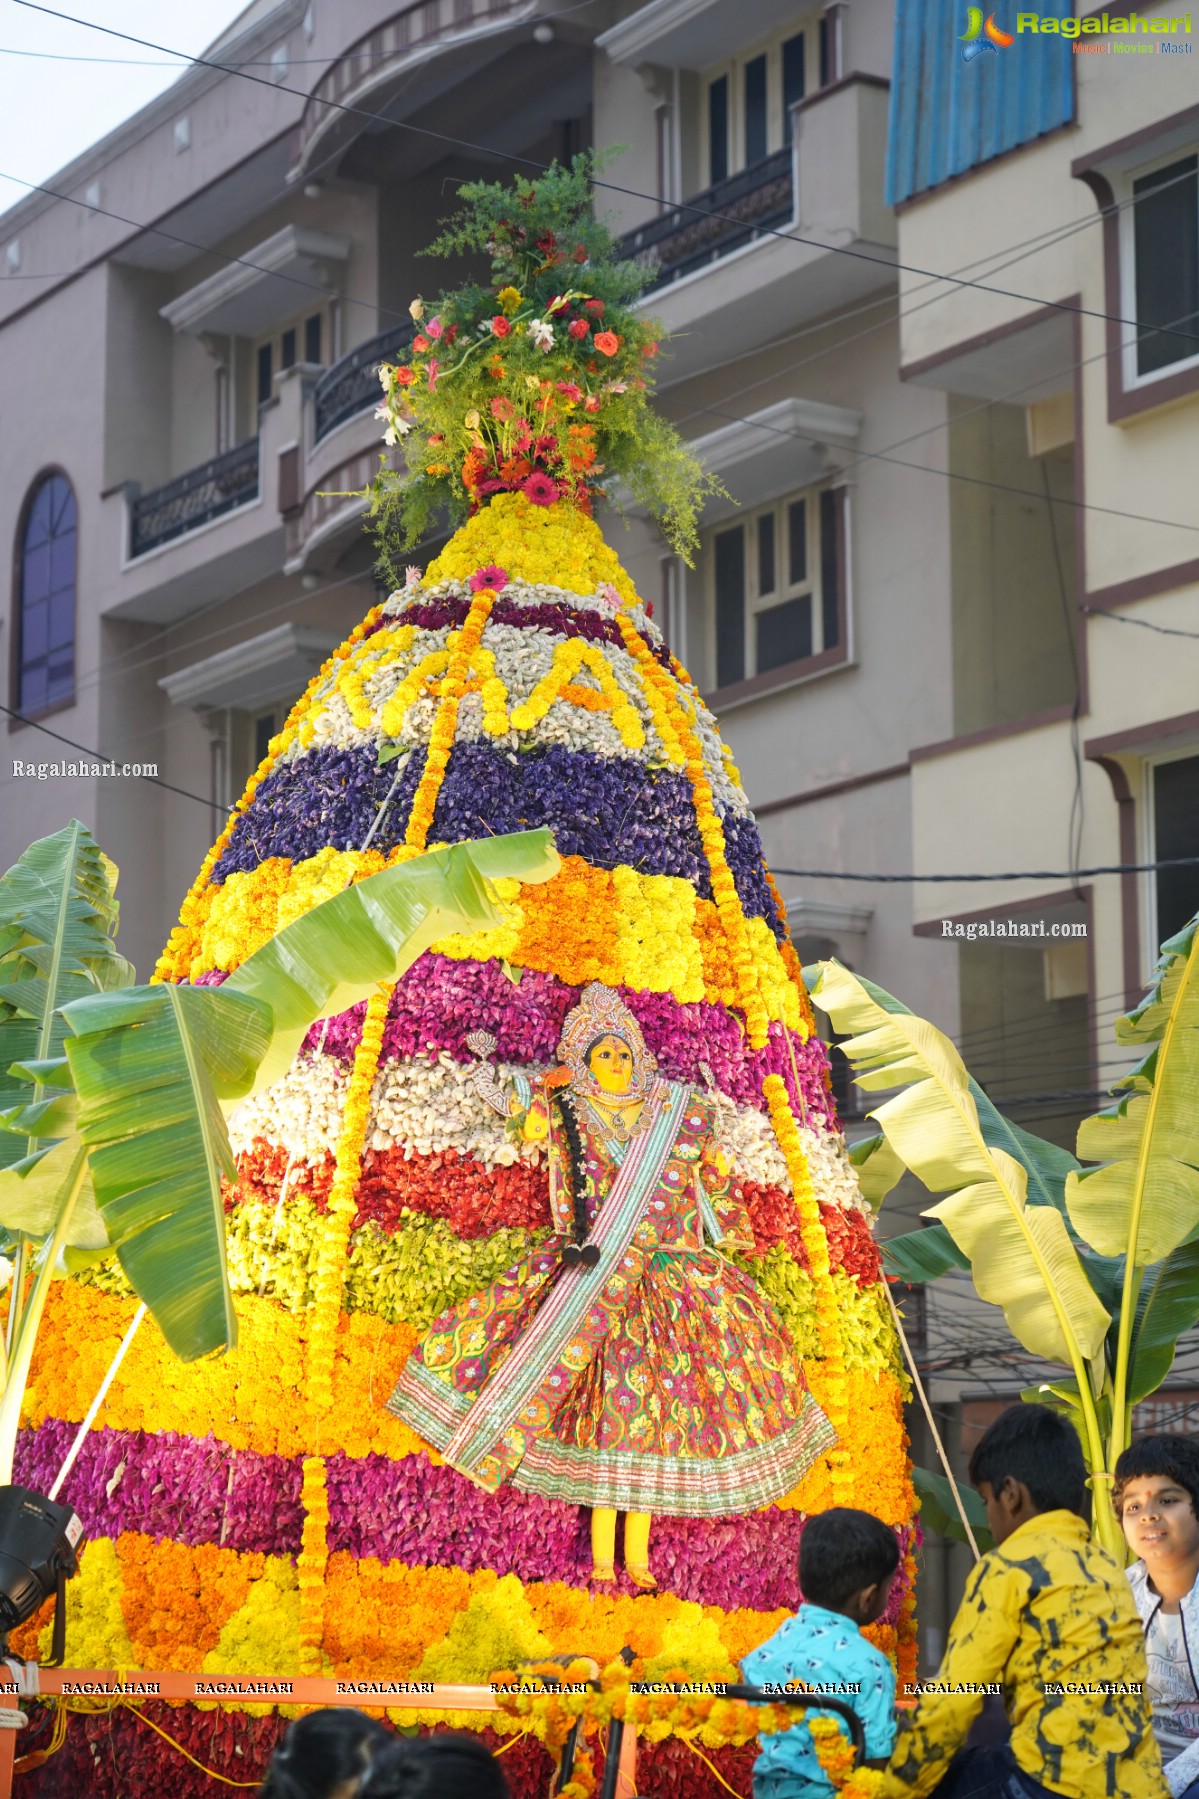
left=372, top=154, right=719, bottom=571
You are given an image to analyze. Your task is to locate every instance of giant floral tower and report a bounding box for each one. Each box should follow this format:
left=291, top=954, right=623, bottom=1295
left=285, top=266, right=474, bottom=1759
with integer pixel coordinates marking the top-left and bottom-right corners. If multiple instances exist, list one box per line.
left=17, top=163, right=916, bottom=1797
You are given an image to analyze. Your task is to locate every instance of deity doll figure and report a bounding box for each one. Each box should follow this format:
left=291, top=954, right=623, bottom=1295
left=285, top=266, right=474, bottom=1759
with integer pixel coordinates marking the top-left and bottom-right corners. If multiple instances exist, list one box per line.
left=387, top=983, right=836, bottom=1586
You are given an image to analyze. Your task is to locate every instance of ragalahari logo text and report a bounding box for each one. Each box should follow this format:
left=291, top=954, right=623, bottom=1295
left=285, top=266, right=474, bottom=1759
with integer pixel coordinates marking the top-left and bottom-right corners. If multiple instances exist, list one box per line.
left=960, top=8, right=1016, bottom=59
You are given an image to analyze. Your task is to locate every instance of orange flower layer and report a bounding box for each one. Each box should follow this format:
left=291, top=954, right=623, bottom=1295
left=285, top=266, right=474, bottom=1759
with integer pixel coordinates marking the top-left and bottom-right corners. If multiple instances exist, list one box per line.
left=7, top=1533, right=900, bottom=1695
left=25, top=1285, right=427, bottom=1463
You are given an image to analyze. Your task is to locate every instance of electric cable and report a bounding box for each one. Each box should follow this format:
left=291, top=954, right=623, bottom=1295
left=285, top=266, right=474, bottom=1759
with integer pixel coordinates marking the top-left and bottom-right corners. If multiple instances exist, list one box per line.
left=772, top=858, right=1199, bottom=881
left=1081, top=607, right=1199, bottom=641
left=0, top=701, right=213, bottom=808
left=13, top=0, right=1199, bottom=361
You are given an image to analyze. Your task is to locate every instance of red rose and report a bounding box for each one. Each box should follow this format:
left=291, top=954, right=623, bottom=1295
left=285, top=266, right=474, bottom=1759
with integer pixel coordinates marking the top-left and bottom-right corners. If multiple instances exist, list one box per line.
left=491, top=315, right=511, bottom=337
left=396, top=366, right=417, bottom=386
left=583, top=298, right=605, bottom=315
left=583, top=395, right=600, bottom=412
left=413, top=334, right=430, bottom=352
left=593, top=331, right=620, bottom=358
left=573, top=244, right=588, bottom=263
left=567, top=318, right=590, bottom=340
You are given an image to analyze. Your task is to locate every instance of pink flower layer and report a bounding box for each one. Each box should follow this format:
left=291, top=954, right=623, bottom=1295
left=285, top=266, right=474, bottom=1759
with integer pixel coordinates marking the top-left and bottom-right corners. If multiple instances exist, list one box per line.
left=298, top=954, right=834, bottom=1126
left=18, top=1419, right=912, bottom=1621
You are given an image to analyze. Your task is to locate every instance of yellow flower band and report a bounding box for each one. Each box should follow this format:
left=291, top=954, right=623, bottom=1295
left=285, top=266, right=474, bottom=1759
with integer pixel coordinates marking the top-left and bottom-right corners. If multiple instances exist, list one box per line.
left=422, top=492, right=639, bottom=609
left=10, top=1531, right=904, bottom=1714
left=180, top=848, right=805, bottom=1037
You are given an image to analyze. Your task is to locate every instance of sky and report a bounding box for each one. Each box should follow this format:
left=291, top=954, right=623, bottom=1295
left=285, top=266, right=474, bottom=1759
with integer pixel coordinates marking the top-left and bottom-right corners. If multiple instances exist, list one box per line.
left=0, top=0, right=255, bottom=215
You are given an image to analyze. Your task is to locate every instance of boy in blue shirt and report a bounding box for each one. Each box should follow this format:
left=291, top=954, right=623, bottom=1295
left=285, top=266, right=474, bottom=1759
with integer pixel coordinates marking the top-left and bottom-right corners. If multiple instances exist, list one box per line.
left=742, top=1507, right=900, bottom=1799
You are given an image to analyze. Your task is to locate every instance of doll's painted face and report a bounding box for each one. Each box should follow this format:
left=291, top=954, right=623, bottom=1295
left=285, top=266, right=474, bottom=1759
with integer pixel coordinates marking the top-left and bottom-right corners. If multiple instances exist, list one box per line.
left=586, top=1034, right=634, bottom=1096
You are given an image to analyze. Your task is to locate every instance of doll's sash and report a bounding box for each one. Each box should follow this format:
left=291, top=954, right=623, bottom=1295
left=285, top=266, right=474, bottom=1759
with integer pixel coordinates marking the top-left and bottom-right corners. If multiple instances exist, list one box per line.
left=442, top=1077, right=688, bottom=1474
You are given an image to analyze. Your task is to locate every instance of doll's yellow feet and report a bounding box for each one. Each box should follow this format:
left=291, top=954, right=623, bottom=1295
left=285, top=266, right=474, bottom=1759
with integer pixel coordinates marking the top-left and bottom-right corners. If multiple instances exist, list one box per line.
left=591, top=1563, right=615, bottom=1583
left=627, top=1565, right=657, bottom=1590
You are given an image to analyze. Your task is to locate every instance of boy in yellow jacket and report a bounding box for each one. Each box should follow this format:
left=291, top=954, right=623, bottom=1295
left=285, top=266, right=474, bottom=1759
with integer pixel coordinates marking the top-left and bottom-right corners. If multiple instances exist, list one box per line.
left=883, top=1404, right=1167, bottom=1798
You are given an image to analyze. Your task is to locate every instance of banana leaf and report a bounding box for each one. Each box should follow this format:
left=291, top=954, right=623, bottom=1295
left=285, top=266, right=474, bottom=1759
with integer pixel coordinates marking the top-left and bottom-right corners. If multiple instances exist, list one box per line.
left=62, top=829, right=560, bottom=1360
left=805, top=968, right=1083, bottom=1219
left=224, top=830, right=559, bottom=1099
left=0, top=822, right=131, bottom=1171
left=64, top=985, right=270, bottom=1360
left=848, top=1131, right=907, bottom=1207
left=806, top=961, right=1110, bottom=1372
left=882, top=1222, right=969, bottom=1284
left=0, top=1135, right=110, bottom=1252
left=911, top=1465, right=994, bottom=1553
left=1125, top=1228, right=1199, bottom=1404
left=1066, top=918, right=1199, bottom=1266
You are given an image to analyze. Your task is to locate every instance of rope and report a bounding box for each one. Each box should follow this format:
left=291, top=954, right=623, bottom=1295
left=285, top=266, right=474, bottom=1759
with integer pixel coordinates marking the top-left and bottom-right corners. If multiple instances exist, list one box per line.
left=121, top=1700, right=262, bottom=1786
left=679, top=1735, right=748, bottom=1797
left=492, top=1726, right=534, bottom=1757
left=883, top=1281, right=981, bottom=1560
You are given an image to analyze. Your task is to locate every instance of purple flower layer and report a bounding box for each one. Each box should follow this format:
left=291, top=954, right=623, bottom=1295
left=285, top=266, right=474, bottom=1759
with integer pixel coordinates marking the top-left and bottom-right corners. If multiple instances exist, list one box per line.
left=14, top=1421, right=302, bottom=1555
left=299, top=955, right=835, bottom=1130
left=213, top=746, right=426, bottom=879
left=13, top=1422, right=913, bottom=1622
left=326, top=1455, right=915, bottom=1616
left=394, top=595, right=674, bottom=670
left=212, top=743, right=776, bottom=935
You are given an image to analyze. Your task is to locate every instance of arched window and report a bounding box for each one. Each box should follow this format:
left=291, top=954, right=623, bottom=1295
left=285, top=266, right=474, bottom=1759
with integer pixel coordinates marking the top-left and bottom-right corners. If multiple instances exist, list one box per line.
left=17, top=472, right=76, bottom=713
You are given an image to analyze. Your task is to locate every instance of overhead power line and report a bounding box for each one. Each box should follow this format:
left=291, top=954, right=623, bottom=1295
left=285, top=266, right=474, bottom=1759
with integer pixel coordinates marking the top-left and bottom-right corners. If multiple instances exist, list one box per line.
left=12, top=0, right=1199, bottom=361
left=773, top=859, right=1199, bottom=882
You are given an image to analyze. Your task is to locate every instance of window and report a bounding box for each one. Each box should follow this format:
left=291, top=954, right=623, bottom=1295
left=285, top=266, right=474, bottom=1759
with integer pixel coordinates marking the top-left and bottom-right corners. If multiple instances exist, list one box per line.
left=254, top=308, right=328, bottom=406
left=1130, top=153, right=1199, bottom=378
left=16, top=473, right=76, bottom=714
left=708, top=75, right=729, bottom=185
left=709, top=486, right=847, bottom=694
left=703, top=20, right=815, bottom=186
left=1152, top=752, right=1199, bottom=947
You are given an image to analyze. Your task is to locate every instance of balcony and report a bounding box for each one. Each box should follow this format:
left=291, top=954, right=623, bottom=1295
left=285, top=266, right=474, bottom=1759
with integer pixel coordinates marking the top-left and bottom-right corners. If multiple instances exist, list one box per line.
left=618, top=150, right=793, bottom=293
left=313, top=320, right=415, bottom=444
left=291, top=0, right=540, bottom=182
left=624, top=76, right=897, bottom=386
left=129, top=439, right=259, bottom=558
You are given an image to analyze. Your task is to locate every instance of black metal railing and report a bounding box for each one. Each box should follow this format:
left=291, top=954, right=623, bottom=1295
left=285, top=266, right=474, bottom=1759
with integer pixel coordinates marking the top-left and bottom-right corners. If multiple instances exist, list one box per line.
left=313, top=320, right=415, bottom=443
left=129, top=438, right=259, bottom=558
left=618, top=149, right=793, bottom=292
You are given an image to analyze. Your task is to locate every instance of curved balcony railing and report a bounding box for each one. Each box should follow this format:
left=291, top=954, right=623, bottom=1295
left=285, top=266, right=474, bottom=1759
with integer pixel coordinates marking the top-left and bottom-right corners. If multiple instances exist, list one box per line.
left=129, top=438, right=259, bottom=558
left=313, top=320, right=415, bottom=444
left=294, top=0, right=536, bottom=175
left=617, top=150, right=793, bottom=293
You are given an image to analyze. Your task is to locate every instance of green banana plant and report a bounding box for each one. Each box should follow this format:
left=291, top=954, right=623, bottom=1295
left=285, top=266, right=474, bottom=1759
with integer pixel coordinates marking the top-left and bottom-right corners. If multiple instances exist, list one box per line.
left=0, top=820, right=560, bottom=1484
left=807, top=928, right=1199, bottom=1563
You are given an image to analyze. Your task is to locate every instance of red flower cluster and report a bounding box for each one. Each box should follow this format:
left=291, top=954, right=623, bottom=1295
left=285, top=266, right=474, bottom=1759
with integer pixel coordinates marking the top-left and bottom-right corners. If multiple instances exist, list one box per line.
left=742, top=1179, right=882, bottom=1285
left=355, top=1146, right=552, bottom=1238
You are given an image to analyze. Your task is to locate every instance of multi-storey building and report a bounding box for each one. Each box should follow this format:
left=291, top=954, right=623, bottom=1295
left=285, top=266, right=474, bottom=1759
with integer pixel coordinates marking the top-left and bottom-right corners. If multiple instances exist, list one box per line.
left=4, top=0, right=1196, bottom=1655
left=882, top=0, right=1199, bottom=1656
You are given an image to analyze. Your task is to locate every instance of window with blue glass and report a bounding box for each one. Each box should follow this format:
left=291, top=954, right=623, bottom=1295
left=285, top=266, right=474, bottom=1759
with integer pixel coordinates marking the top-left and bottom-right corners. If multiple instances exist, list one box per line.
left=17, top=472, right=76, bottom=714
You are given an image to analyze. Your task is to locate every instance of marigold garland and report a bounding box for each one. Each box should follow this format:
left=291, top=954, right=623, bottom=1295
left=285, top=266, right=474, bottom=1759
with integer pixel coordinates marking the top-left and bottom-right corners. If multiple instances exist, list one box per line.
left=153, top=605, right=385, bottom=982
left=809, top=1716, right=886, bottom=1795
left=404, top=586, right=499, bottom=849
left=763, top=1072, right=853, bottom=1503
left=301, top=983, right=392, bottom=1671
left=613, top=610, right=771, bottom=1051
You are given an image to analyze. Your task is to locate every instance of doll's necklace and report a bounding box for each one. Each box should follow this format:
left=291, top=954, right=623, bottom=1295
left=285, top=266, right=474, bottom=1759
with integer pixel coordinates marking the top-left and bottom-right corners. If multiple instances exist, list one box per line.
left=583, top=1094, right=647, bottom=1145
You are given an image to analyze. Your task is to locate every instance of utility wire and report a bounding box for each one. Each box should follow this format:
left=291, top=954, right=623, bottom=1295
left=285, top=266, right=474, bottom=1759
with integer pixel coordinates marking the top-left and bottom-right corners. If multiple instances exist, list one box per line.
left=12, top=0, right=1199, bottom=361
left=773, top=859, right=1199, bottom=882
left=1081, top=607, right=1199, bottom=641
left=0, top=702, right=211, bottom=808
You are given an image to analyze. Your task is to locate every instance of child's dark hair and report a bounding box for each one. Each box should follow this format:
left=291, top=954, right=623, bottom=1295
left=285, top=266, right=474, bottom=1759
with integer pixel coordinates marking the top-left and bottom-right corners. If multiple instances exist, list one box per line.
left=258, top=1710, right=391, bottom=1798
left=799, top=1508, right=900, bottom=1612
left=1113, top=1434, right=1199, bottom=1520
left=968, top=1403, right=1087, bottom=1518
left=357, top=1733, right=509, bottom=1799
